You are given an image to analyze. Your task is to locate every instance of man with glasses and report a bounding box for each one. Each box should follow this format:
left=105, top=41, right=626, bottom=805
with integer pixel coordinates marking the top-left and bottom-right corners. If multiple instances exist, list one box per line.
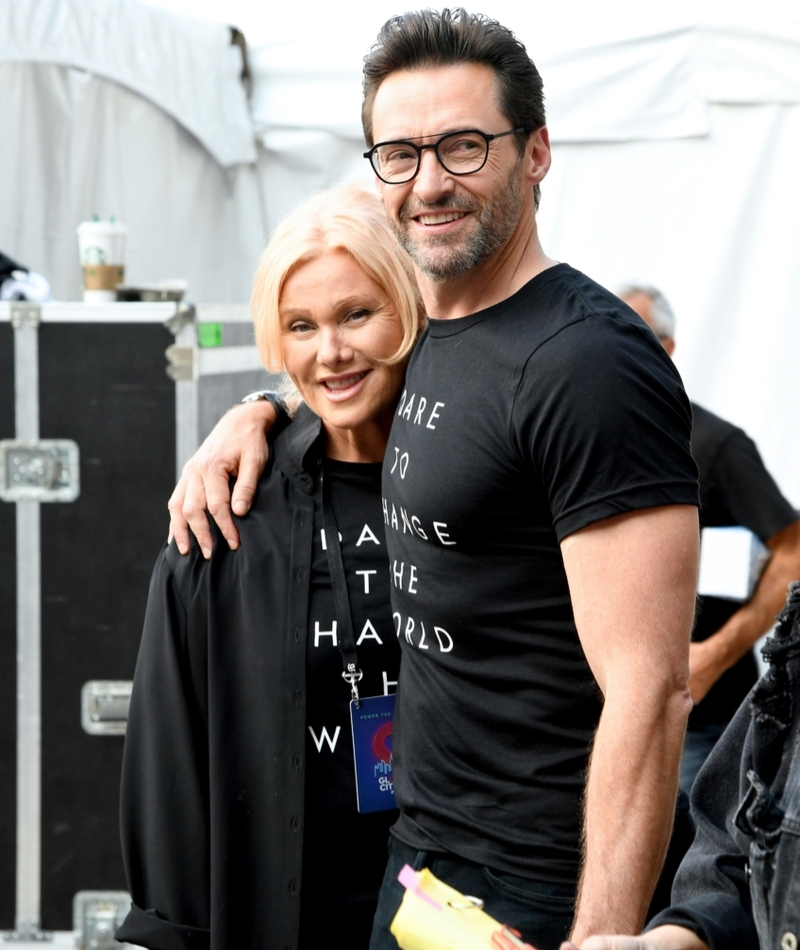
left=169, top=11, right=700, bottom=949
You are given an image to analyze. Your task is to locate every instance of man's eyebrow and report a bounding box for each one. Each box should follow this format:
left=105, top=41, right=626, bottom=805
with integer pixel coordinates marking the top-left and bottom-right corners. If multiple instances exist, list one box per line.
left=375, top=128, right=472, bottom=144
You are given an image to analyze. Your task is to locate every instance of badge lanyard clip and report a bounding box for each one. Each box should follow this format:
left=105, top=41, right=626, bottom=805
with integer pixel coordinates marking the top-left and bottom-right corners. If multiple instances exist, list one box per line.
left=321, top=468, right=363, bottom=707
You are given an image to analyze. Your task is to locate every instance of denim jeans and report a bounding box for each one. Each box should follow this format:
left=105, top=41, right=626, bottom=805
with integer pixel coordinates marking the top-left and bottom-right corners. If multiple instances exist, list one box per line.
left=369, top=836, right=575, bottom=950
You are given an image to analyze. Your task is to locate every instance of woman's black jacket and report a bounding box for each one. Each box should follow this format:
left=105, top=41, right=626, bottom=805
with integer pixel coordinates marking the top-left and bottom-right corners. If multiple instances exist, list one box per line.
left=117, top=406, right=330, bottom=950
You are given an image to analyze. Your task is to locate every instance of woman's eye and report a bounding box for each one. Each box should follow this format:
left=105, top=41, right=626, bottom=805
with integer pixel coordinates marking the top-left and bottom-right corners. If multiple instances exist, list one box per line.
left=346, top=309, right=371, bottom=322
left=289, top=321, right=313, bottom=333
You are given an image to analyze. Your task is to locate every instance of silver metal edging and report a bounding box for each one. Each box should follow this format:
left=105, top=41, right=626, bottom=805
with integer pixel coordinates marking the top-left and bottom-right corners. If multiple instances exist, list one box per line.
left=173, top=320, right=199, bottom=479
left=0, top=302, right=177, bottom=324
left=194, top=304, right=251, bottom=324
left=10, top=305, right=46, bottom=941
left=197, top=346, right=265, bottom=376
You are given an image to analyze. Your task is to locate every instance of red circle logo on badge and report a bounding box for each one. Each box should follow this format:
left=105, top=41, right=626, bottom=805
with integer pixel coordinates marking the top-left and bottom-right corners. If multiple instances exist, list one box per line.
left=372, top=721, right=393, bottom=764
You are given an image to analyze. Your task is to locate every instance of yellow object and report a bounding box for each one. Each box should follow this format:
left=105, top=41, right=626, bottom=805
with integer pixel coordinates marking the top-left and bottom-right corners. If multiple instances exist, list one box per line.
left=390, top=866, right=508, bottom=950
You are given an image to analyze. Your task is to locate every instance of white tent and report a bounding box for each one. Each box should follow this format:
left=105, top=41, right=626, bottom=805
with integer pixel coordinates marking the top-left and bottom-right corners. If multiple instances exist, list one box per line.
left=2, top=0, right=799, bottom=503
left=0, top=0, right=266, bottom=301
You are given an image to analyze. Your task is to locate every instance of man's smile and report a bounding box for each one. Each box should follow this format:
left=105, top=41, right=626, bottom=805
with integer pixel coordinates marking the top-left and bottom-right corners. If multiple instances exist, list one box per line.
left=415, top=211, right=469, bottom=226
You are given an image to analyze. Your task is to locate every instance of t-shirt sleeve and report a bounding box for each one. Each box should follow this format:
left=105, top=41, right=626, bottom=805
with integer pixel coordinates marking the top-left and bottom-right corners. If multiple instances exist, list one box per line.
left=708, top=428, right=798, bottom=542
left=512, top=313, right=699, bottom=540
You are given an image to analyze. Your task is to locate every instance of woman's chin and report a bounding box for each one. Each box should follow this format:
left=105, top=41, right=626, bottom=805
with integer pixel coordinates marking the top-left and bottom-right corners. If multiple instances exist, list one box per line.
left=321, top=414, right=394, bottom=463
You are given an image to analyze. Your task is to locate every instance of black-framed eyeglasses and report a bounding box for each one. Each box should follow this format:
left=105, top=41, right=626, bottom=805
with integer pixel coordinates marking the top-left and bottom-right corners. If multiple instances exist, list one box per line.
left=364, top=127, right=527, bottom=184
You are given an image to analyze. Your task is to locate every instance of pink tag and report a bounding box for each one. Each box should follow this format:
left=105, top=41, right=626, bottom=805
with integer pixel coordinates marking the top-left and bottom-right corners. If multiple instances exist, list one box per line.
left=397, top=864, right=443, bottom=911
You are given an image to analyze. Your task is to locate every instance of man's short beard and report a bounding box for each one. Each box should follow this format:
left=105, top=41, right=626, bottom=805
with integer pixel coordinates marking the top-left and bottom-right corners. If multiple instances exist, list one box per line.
left=393, top=159, right=526, bottom=282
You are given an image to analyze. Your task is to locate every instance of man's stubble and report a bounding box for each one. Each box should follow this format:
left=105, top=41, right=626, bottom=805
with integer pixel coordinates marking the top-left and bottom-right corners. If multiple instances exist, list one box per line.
left=390, top=157, right=526, bottom=283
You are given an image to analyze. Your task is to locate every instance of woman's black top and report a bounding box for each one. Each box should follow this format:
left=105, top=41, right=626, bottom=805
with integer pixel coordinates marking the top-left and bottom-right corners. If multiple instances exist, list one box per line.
left=116, top=405, right=399, bottom=950
left=303, top=458, right=397, bottom=912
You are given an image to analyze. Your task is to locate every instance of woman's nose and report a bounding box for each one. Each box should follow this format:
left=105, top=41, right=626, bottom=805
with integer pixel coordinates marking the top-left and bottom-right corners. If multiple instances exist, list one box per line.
left=317, top=326, right=351, bottom=365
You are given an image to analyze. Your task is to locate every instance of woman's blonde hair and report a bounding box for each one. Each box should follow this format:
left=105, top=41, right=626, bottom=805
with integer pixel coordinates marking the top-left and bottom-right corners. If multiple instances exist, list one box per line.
left=251, top=184, right=423, bottom=372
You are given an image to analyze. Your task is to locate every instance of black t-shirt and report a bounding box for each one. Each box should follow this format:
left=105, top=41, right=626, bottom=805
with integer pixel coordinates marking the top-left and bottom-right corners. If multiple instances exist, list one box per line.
left=690, top=402, right=797, bottom=726
left=302, top=458, right=399, bottom=911
left=383, top=264, right=699, bottom=885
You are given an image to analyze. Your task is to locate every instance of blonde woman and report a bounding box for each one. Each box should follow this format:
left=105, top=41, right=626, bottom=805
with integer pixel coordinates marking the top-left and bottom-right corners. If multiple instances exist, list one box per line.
left=117, top=186, right=423, bottom=950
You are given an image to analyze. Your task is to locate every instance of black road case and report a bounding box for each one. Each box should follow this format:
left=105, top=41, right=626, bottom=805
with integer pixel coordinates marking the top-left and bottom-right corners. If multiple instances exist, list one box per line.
left=0, top=301, right=275, bottom=936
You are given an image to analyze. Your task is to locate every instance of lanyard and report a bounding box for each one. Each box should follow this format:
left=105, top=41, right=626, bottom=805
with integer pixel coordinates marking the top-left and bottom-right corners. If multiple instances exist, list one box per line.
left=320, top=466, right=363, bottom=706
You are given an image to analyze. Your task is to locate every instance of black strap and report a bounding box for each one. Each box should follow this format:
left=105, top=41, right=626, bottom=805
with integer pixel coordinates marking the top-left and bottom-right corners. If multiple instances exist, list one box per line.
left=320, top=466, right=363, bottom=705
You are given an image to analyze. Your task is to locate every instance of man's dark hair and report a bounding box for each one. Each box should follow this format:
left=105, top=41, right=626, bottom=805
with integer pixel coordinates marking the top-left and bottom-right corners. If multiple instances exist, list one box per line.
left=362, top=8, right=546, bottom=206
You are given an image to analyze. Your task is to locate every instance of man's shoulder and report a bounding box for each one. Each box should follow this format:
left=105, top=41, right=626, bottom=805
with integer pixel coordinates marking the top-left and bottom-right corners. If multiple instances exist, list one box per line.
left=494, top=263, right=649, bottom=350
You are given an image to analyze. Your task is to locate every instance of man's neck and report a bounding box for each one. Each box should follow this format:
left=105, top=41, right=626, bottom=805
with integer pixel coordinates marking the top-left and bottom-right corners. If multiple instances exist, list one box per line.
left=418, top=212, right=558, bottom=320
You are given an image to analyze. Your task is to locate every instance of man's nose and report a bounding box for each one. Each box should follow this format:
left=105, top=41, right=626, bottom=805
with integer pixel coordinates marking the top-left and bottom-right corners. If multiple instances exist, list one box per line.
left=412, top=147, right=454, bottom=203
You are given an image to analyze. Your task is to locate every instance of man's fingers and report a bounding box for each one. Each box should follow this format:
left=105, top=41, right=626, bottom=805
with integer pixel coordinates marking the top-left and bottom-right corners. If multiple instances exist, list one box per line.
left=178, top=469, right=216, bottom=558
left=166, top=401, right=275, bottom=557
left=231, top=445, right=269, bottom=517
left=167, top=483, right=192, bottom=556
left=203, top=471, right=240, bottom=553
left=491, top=929, right=536, bottom=950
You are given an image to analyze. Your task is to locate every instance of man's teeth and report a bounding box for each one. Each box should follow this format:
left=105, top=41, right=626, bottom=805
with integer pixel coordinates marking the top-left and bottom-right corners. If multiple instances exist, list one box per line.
left=326, top=372, right=366, bottom=390
left=418, top=211, right=466, bottom=225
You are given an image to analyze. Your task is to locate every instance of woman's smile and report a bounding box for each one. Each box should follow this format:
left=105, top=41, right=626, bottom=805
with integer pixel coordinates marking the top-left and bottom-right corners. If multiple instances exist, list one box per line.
left=320, top=369, right=371, bottom=397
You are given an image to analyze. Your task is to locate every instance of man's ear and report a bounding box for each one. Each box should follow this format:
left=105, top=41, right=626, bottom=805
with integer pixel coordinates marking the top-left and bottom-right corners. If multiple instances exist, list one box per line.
left=525, top=126, right=551, bottom=187
left=662, top=336, right=676, bottom=357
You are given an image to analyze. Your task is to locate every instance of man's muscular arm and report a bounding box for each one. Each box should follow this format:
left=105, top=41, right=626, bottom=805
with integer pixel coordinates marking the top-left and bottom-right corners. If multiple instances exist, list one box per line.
left=560, top=505, right=698, bottom=944
left=690, top=518, right=800, bottom=702
left=168, top=400, right=277, bottom=558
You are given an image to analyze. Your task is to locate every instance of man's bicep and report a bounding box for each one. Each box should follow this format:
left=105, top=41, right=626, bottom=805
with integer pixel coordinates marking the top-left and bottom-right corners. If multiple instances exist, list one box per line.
left=560, top=505, right=699, bottom=695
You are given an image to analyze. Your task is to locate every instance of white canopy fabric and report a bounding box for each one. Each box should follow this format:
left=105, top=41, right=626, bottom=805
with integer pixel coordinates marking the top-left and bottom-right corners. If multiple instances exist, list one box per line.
left=1, top=0, right=799, bottom=504
left=1, top=0, right=255, bottom=167
left=0, top=0, right=265, bottom=303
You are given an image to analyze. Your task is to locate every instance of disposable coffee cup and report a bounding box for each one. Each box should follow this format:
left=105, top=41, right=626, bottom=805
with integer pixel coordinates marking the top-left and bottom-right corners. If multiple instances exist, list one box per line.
left=77, top=219, right=127, bottom=303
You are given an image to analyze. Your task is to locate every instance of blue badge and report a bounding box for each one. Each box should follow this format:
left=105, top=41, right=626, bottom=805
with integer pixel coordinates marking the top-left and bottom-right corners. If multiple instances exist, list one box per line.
left=350, top=693, right=397, bottom=813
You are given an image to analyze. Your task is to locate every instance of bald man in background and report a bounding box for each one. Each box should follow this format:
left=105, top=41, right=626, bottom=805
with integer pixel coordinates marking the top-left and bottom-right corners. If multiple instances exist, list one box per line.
left=620, top=284, right=800, bottom=792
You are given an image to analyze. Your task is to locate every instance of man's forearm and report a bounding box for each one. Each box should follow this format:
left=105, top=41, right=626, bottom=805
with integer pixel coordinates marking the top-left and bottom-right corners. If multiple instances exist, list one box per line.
left=570, top=686, right=692, bottom=944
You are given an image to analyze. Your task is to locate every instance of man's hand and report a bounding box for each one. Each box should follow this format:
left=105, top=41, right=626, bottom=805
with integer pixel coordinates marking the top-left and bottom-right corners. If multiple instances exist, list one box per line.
left=168, top=400, right=277, bottom=558
left=690, top=518, right=800, bottom=704
left=558, top=925, right=709, bottom=950
left=560, top=505, right=699, bottom=943
left=491, top=928, right=535, bottom=950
